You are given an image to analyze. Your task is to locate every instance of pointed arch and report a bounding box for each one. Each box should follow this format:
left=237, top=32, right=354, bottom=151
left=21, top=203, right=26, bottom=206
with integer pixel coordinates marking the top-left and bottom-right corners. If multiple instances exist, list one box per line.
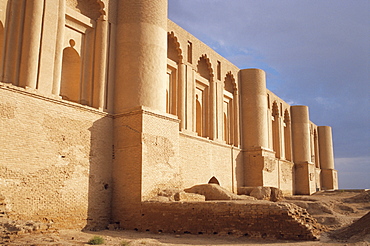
left=208, top=176, right=220, bottom=185
left=97, top=0, right=106, bottom=17
left=223, top=72, right=238, bottom=146
left=71, top=0, right=102, bottom=20
left=197, top=55, right=213, bottom=80
left=193, top=55, right=213, bottom=138
left=167, top=32, right=183, bottom=63
left=166, top=32, right=183, bottom=116
left=224, top=72, right=236, bottom=93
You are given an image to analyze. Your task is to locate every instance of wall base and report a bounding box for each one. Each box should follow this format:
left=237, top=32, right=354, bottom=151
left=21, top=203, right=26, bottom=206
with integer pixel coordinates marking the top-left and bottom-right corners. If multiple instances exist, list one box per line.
left=321, top=169, right=338, bottom=190
left=294, top=162, right=316, bottom=195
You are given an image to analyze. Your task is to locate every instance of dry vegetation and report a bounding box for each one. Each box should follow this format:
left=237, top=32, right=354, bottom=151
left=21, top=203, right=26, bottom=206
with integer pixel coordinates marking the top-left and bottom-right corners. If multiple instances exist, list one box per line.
left=2, top=190, right=369, bottom=246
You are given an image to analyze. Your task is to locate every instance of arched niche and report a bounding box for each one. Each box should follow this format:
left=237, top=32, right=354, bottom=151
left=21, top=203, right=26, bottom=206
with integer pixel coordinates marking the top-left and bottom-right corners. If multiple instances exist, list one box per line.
left=166, top=32, right=182, bottom=116
left=223, top=72, right=238, bottom=145
left=68, top=0, right=103, bottom=20
left=60, top=39, right=81, bottom=103
left=208, top=176, right=220, bottom=185
left=167, top=32, right=182, bottom=63
left=197, top=55, right=213, bottom=80
left=194, top=55, right=213, bottom=138
left=224, top=72, right=236, bottom=94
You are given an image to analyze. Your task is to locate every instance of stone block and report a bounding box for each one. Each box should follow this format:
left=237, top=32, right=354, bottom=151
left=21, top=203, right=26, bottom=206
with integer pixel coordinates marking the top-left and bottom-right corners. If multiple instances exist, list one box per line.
left=250, top=186, right=271, bottom=200
left=174, top=191, right=205, bottom=201
left=270, top=187, right=284, bottom=202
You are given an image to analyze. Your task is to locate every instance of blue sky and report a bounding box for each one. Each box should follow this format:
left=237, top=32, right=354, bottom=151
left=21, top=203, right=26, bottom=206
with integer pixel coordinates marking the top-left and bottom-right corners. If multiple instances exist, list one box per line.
left=168, top=0, right=370, bottom=189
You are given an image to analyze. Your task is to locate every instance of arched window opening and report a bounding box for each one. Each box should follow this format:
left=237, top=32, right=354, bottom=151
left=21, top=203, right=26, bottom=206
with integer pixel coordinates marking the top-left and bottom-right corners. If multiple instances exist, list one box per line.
left=195, top=55, right=212, bottom=138
left=284, top=110, right=292, bottom=161
left=272, top=102, right=280, bottom=158
left=223, top=72, right=237, bottom=146
left=167, top=32, right=182, bottom=116
left=60, top=39, right=81, bottom=103
left=208, top=176, right=220, bottom=185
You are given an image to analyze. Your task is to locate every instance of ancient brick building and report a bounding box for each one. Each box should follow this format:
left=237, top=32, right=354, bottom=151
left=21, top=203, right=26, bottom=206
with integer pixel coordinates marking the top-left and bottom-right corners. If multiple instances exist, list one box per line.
left=0, top=0, right=337, bottom=230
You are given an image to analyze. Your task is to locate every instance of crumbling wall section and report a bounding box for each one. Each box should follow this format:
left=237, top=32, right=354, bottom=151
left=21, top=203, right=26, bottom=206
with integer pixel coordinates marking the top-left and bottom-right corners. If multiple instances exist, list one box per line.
left=140, top=201, right=323, bottom=240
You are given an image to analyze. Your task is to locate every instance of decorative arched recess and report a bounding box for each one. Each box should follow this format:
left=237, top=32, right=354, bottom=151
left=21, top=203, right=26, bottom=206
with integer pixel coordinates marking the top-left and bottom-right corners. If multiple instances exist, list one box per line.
left=195, top=55, right=213, bottom=138
left=166, top=32, right=183, bottom=116
left=69, top=0, right=104, bottom=20
left=197, top=55, right=213, bottom=80
left=60, top=0, right=108, bottom=109
left=60, top=39, right=81, bottom=103
left=284, top=109, right=292, bottom=161
left=167, top=32, right=183, bottom=62
left=223, top=72, right=238, bottom=146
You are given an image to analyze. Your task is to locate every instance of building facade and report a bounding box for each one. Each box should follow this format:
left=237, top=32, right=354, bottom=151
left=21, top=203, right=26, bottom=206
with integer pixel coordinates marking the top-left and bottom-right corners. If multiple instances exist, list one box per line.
left=0, top=0, right=337, bottom=229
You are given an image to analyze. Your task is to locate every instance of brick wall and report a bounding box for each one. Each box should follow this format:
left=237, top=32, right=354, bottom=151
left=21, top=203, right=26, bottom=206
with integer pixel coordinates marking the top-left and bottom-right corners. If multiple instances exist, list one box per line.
left=179, top=133, right=243, bottom=192
left=0, top=84, right=113, bottom=229
left=139, top=201, right=322, bottom=240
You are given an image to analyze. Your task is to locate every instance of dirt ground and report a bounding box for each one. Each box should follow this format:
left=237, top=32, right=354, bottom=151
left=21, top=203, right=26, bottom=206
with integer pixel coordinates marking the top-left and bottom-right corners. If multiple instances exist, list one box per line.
left=2, top=190, right=370, bottom=246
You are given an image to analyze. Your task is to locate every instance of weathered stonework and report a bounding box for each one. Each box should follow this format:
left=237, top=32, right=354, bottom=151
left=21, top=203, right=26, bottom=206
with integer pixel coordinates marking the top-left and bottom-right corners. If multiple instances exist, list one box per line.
left=0, top=0, right=337, bottom=237
left=138, top=201, right=324, bottom=240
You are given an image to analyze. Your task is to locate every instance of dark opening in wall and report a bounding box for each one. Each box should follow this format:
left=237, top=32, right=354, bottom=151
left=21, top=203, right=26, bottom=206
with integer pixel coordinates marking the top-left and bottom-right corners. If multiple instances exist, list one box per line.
left=208, top=176, right=220, bottom=185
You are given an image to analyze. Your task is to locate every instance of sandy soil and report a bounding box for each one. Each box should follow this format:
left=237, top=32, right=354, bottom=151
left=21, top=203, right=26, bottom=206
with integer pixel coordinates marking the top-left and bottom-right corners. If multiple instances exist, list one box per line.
left=2, top=190, right=370, bottom=246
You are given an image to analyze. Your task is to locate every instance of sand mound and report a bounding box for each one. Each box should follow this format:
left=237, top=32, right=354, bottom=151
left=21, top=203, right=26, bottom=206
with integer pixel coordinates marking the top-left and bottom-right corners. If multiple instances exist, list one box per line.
left=344, top=190, right=370, bottom=203
left=184, top=184, right=255, bottom=201
left=330, top=211, right=370, bottom=241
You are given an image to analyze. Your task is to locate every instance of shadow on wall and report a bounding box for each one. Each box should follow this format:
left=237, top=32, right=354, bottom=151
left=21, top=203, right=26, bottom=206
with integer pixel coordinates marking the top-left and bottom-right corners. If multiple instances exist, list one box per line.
left=85, top=115, right=113, bottom=230
left=235, top=151, right=244, bottom=190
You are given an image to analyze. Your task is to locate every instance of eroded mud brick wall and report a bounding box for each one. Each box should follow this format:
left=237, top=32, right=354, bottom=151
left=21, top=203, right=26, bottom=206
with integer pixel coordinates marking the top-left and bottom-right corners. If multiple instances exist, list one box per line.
left=139, top=201, right=322, bottom=240
left=0, top=85, right=113, bottom=229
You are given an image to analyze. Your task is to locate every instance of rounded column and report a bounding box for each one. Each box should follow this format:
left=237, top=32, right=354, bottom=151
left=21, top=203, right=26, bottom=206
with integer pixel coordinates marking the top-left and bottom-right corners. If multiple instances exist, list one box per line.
left=291, top=106, right=311, bottom=163
left=2, top=0, right=26, bottom=85
left=93, top=15, right=108, bottom=110
left=318, top=126, right=335, bottom=170
left=52, top=0, right=66, bottom=96
left=114, top=0, right=167, bottom=113
left=19, top=0, right=44, bottom=89
left=240, top=68, right=268, bottom=149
